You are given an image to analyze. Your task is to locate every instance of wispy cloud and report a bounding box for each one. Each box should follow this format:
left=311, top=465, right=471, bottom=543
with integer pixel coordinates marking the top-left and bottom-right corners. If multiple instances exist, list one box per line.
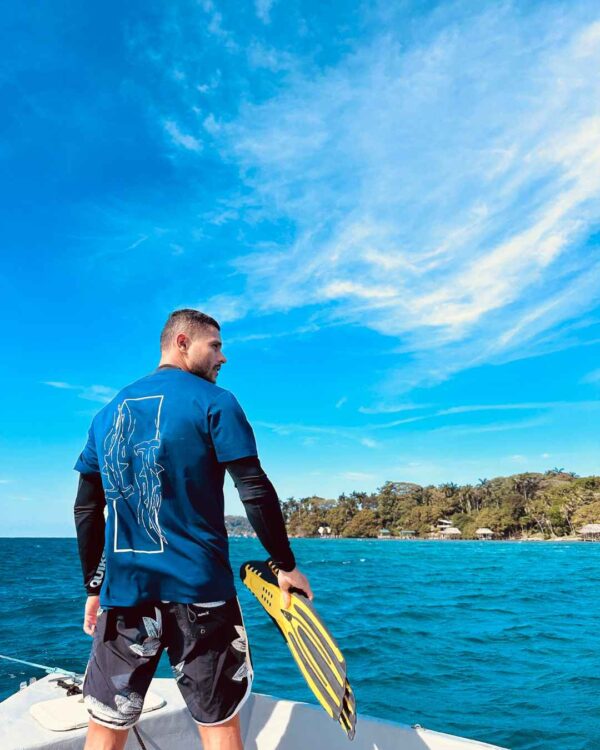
left=360, top=437, right=378, bottom=449
left=368, top=400, right=600, bottom=429
left=431, top=417, right=548, bottom=437
left=581, top=367, right=600, bottom=384
left=359, top=403, right=433, bottom=415
left=226, top=323, right=320, bottom=344
left=256, top=420, right=353, bottom=440
left=164, top=120, right=202, bottom=152
left=199, top=0, right=237, bottom=49
left=255, top=0, right=274, bottom=24
left=369, top=415, right=431, bottom=430
left=45, top=381, right=72, bottom=390
left=255, top=400, right=600, bottom=444
left=125, top=235, right=149, bottom=251
left=335, top=396, right=347, bottom=409
left=438, top=401, right=596, bottom=416
left=340, top=471, right=375, bottom=481
left=194, top=4, right=600, bottom=390
left=43, top=381, right=117, bottom=404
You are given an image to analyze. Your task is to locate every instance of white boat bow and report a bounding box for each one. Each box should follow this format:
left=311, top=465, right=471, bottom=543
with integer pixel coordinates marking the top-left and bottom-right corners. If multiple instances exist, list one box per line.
left=0, top=674, right=509, bottom=750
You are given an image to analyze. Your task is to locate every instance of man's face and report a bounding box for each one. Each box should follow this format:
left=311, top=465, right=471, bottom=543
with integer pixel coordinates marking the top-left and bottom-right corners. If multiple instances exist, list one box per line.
left=184, top=326, right=227, bottom=382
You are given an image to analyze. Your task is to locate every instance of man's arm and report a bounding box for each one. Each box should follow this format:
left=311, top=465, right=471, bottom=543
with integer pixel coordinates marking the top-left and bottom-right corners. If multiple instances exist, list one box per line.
left=226, top=456, right=313, bottom=606
left=74, top=473, right=106, bottom=633
left=226, top=456, right=296, bottom=571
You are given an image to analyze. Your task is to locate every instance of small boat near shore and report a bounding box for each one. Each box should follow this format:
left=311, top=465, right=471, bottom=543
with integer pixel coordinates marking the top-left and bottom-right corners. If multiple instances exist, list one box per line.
left=1, top=671, right=508, bottom=750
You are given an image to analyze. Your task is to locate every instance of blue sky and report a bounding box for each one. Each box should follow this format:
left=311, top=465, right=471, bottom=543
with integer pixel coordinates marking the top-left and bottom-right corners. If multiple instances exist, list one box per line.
left=2, top=0, right=600, bottom=535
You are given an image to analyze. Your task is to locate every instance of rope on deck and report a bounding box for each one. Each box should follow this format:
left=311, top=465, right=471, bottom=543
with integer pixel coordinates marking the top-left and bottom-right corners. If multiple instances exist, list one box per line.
left=0, top=653, right=79, bottom=678
left=0, top=653, right=148, bottom=750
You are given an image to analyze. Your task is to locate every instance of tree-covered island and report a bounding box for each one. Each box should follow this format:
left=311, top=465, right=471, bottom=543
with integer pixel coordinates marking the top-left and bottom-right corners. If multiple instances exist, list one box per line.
left=229, top=470, right=600, bottom=540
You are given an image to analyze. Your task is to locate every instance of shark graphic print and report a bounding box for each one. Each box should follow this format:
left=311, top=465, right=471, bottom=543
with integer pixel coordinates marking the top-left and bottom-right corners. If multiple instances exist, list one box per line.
left=102, top=395, right=166, bottom=553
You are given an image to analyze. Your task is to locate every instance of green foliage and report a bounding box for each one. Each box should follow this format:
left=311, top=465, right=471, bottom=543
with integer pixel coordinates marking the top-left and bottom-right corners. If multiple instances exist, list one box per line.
left=377, top=481, right=422, bottom=528
left=340, top=509, right=380, bottom=538
left=282, top=471, right=599, bottom=539
left=572, top=500, right=600, bottom=526
left=282, top=496, right=335, bottom=537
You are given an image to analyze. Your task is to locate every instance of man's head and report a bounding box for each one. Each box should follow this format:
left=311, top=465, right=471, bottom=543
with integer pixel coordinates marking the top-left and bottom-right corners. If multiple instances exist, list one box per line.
left=159, top=309, right=226, bottom=383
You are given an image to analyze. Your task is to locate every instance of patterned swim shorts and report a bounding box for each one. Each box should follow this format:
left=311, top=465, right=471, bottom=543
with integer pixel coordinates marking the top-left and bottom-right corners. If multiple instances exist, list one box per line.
left=83, top=598, right=253, bottom=729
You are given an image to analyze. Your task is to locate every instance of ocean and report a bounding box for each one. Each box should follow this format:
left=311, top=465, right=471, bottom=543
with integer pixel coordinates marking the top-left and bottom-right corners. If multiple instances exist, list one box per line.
left=1, top=538, right=599, bottom=750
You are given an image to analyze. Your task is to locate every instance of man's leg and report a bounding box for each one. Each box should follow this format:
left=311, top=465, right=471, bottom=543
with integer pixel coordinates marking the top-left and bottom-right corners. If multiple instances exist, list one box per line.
left=82, top=605, right=164, bottom=745
left=84, top=719, right=129, bottom=750
left=166, top=600, right=253, bottom=750
left=197, top=714, right=243, bottom=750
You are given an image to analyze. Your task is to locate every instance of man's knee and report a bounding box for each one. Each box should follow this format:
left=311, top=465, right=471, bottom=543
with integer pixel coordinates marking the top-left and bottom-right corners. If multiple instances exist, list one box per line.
left=84, top=718, right=130, bottom=750
left=197, top=713, right=243, bottom=750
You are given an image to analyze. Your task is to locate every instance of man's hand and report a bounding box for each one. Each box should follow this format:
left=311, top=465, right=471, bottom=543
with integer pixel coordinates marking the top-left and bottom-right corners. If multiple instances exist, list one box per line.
left=83, top=595, right=100, bottom=636
left=277, top=568, right=313, bottom=609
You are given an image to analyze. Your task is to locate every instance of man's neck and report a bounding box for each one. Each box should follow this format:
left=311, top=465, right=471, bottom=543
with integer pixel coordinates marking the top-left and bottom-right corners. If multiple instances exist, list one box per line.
left=157, top=363, right=182, bottom=370
left=157, top=354, right=185, bottom=371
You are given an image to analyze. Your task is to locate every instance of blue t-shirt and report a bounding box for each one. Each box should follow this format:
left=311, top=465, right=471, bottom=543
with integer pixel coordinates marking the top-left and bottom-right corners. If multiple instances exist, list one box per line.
left=74, top=367, right=257, bottom=607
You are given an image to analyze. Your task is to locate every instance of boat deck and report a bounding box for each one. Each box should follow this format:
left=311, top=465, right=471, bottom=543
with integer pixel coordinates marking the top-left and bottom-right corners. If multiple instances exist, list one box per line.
left=0, top=674, right=509, bottom=750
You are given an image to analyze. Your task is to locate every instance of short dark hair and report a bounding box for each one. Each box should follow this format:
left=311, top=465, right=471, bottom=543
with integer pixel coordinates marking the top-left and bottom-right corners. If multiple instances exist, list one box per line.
left=160, top=309, right=220, bottom=350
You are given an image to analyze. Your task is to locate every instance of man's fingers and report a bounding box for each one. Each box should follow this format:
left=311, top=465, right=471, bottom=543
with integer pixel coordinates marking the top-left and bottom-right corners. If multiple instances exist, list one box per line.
left=294, top=574, right=313, bottom=601
left=83, top=616, right=96, bottom=636
left=277, top=570, right=314, bottom=607
left=83, top=595, right=100, bottom=636
left=277, top=568, right=314, bottom=609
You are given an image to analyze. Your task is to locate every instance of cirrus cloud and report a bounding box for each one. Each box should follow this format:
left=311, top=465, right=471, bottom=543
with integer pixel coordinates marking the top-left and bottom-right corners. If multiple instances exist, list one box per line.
left=200, top=4, right=600, bottom=390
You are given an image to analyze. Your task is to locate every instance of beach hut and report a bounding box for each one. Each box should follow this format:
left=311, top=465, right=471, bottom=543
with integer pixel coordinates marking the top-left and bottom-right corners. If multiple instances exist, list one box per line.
left=440, top=527, right=461, bottom=539
left=578, top=523, right=600, bottom=541
left=378, top=528, right=391, bottom=539
left=399, top=530, right=416, bottom=539
left=476, top=527, right=494, bottom=540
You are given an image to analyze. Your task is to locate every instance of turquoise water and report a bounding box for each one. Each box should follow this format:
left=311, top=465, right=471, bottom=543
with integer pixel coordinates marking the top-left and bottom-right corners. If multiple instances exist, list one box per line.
left=1, top=538, right=599, bottom=749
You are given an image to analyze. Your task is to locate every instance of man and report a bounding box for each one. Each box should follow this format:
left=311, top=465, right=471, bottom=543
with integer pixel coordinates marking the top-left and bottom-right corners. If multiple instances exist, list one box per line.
left=74, top=309, right=312, bottom=750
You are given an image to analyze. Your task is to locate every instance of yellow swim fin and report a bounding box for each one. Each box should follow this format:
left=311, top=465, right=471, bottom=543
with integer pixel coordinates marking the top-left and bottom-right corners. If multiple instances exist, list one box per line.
left=240, top=559, right=356, bottom=740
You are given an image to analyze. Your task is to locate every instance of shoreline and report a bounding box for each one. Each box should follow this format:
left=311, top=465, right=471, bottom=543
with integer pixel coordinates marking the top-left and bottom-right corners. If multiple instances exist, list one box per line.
left=284, top=535, right=586, bottom=542
left=0, top=535, right=589, bottom=543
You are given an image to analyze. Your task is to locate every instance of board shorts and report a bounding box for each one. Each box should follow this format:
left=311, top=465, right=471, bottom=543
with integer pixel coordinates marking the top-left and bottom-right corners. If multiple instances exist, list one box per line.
left=83, top=598, right=253, bottom=729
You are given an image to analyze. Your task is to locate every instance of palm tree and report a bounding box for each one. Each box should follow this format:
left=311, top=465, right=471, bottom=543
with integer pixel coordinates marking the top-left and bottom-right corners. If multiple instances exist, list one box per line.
left=440, top=482, right=459, bottom=498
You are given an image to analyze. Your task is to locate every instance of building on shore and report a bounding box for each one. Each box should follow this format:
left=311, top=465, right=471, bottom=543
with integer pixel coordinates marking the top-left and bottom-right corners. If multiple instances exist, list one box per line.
left=398, top=530, right=416, bottom=539
left=578, top=523, right=600, bottom=541
left=440, top=526, right=462, bottom=539
left=476, top=527, right=494, bottom=540
left=378, top=528, right=392, bottom=539
left=429, top=519, right=457, bottom=539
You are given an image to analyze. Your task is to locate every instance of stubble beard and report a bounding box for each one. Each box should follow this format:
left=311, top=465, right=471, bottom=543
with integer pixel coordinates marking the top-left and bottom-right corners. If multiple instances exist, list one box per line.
left=190, top=362, right=216, bottom=383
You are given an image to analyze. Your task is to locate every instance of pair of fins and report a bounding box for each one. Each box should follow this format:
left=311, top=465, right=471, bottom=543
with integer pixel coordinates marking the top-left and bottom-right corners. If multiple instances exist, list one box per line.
left=240, top=559, right=356, bottom=740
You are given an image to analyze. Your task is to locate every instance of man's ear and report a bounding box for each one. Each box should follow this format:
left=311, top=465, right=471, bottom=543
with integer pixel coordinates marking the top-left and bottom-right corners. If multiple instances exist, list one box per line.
left=176, top=333, right=189, bottom=352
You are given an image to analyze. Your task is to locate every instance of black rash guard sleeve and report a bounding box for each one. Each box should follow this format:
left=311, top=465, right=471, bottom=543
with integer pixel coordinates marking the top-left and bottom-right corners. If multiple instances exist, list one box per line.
left=74, top=472, right=107, bottom=595
left=225, top=456, right=296, bottom=572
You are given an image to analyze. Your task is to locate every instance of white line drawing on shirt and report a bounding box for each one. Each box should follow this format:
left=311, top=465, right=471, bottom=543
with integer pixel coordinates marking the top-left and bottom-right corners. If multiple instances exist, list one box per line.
left=102, top=395, right=166, bottom=553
